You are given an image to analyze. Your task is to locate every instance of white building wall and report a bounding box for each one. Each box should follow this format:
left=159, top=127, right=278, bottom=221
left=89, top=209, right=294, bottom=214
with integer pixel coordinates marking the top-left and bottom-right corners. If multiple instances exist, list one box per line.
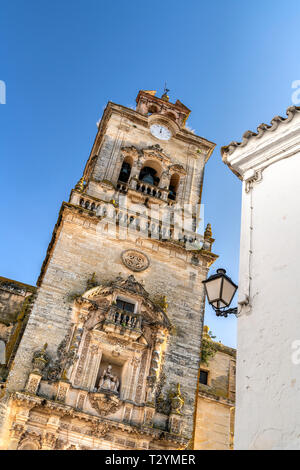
left=223, top=108, right=300, bottom=450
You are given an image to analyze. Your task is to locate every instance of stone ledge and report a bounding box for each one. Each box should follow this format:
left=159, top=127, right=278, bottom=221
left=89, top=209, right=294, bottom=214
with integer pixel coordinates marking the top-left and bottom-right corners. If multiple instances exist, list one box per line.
left=198, top=387, right=234, bottom=406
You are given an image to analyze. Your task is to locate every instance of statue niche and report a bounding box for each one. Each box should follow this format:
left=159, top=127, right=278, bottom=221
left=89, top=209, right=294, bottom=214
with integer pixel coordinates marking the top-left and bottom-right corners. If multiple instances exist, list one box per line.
left=94, top=355, right=123, bottom=396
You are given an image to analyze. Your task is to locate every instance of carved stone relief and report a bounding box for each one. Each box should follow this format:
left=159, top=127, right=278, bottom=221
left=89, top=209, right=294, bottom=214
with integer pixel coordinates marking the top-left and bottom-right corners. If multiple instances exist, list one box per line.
left=121, top=250, right=150, bottom=272
left=88, top=391, right=122, bottom=416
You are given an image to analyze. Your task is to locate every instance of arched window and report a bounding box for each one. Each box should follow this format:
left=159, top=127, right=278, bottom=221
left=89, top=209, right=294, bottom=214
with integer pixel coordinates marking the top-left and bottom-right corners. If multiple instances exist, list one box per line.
left=139, top=160, right=162, bottom=187
left=118, top=157, right=132, bottom=183
left=168, top=173, right=180, bottom=200
left=0, top=340, right=5, bottom=365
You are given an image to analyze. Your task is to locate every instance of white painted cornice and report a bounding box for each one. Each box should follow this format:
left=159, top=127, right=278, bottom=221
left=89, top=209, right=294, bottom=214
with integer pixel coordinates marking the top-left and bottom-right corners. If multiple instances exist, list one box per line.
left=221, top=107, right=300, bottom=180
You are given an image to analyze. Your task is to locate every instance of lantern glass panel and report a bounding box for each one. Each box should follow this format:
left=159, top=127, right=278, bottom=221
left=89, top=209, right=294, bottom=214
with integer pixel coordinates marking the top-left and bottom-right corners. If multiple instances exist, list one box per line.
left=221, top=278, right=237, bottom=307
left=204, top=277, right=222, bottom=305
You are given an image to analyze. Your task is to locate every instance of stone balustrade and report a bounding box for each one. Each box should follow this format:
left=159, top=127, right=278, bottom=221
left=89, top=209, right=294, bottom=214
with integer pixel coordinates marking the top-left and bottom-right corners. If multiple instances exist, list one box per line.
left=71, top=190, right=204, bottom=249
left=105, top=307, right=142, bottom=330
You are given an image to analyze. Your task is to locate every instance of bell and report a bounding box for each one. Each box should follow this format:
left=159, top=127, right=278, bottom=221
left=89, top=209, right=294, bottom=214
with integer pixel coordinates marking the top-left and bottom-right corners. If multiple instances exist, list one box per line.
left=141, top=173, right=154, bottom=185
left=119, top=162, right=131, bottom=183
left=168, top=186, right=176, bottom=201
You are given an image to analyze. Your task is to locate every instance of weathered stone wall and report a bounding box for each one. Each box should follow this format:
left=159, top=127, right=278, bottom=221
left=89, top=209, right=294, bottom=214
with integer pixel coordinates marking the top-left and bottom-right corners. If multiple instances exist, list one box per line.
left=0, top=277, right=35, bottom=325
left=194, top=344, right=236, bottom=450
left=0, top=277, right=36, bottom=380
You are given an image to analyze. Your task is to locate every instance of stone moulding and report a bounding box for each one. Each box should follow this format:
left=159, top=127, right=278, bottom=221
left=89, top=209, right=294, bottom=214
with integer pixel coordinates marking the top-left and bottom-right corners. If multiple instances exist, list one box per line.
left=121, top=249, right=150, bottom=272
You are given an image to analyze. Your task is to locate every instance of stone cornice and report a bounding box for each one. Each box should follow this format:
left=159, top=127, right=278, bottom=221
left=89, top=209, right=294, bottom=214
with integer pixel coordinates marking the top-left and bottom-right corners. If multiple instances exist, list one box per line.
left=221, top=106, right=300, bottom=180
left=10, top=391, right=188, bottom=446
left=0, top=277, right=36, bottom=294
left=198, top=388, right=235, bottom=407
left=213, top=340, right=236, bottom=357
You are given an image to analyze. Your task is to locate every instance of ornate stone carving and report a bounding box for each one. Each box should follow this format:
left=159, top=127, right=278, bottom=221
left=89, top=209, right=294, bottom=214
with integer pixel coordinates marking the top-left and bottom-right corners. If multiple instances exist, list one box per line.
left=18, top=430, right=42, bottom=450
left=135, top=350, right=148, bottom=403
left=88, top=391, right=122, bottom=417
left=143, top=407, right=155, bottom=427
left=74, top=332, right=91, bottom=386
left=47, top=330, right=72, bottom=382
left=121, top=250, right=150, bottom=272
left=115, top=275, right=148, bottom=296
left=55, top=439, right=66, bottom=450
left=10, top=423, right=25, bottom=440
left=32, top=343, right=49, bottom=373
left=170, top=383, right=184, bottom=414
left=75, top=392, right=86, bottom=410
left=26, top=373, right=42, bottom=394
left=169, top=415, right=182, bottom=435
left=90, top=421, right=110, bottom=438
left=81, top=275, right=171, bottom=330
left=42, top=432, right=57, bottom=449
left=56, top=381, right=70, bottom=403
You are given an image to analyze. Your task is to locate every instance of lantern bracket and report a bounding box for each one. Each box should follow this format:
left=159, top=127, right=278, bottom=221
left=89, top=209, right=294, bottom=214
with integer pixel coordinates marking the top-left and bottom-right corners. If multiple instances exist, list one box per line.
left=213, top=306, right=238, bottom=318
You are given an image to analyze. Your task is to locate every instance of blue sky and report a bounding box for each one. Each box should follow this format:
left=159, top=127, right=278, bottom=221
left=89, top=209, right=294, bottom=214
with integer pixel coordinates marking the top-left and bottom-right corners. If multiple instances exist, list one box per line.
left=1, top=0, right=300, bottom=347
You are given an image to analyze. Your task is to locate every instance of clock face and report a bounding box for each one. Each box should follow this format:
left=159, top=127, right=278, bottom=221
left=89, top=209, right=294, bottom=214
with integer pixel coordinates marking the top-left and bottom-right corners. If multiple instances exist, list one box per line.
left=150, top=124, right=172, bottom=141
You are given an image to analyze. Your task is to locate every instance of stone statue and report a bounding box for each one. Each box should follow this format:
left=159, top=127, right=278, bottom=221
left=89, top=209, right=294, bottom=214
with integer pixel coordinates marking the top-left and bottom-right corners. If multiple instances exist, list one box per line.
left=98, top=364, right=119, bottom=393
left=110, top=375, right=119, bottom=392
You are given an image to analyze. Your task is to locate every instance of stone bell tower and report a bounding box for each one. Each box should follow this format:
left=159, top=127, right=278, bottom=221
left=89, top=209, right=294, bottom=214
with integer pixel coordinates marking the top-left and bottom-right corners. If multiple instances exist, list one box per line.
left=0, top=90, right=217, bottom=450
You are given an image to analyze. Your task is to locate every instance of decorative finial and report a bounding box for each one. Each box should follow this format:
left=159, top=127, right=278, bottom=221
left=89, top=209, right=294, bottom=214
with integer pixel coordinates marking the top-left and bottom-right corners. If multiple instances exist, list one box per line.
left=204, top=223, right=212, bottom=239
left=161, top=82, right=170, bottom=101
left=75, top=177, right=86, bottom=193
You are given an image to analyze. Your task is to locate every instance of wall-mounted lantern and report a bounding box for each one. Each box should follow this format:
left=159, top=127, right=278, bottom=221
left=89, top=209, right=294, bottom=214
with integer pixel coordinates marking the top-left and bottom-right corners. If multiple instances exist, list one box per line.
left=203, top=268, right=238, bottom=317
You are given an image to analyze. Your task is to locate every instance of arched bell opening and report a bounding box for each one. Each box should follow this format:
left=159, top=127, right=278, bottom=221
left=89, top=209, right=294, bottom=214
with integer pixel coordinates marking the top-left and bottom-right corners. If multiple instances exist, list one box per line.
left=168, top=173, right=180, bottom=200
left=139, top=160, right=162, bottom=187
left=118, top=156, right=133, bottom=183
left=164, top=111, right=177, bottom=122
left=147, top=104, right=160, bottom=116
